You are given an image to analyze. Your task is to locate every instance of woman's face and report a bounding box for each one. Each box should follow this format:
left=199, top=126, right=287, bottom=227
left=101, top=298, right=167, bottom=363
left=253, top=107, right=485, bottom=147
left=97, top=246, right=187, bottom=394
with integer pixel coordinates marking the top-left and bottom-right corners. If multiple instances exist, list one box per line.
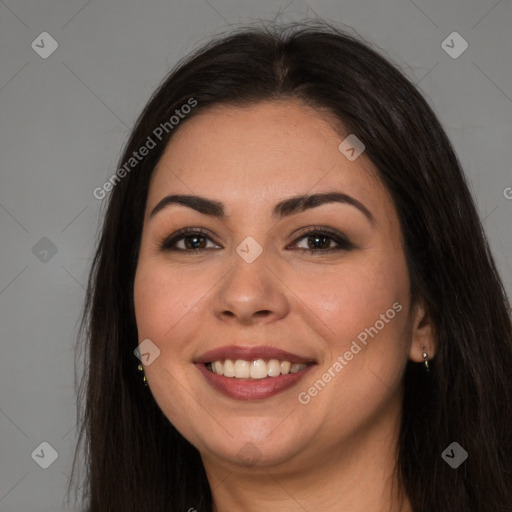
left=134, top=99, right=424, bottom=472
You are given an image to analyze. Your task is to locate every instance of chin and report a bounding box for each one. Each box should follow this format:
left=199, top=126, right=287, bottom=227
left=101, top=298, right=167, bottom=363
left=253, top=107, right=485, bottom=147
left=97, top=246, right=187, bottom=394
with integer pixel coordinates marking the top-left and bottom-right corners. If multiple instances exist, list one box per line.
left=196, top=424, right=313, bottom=469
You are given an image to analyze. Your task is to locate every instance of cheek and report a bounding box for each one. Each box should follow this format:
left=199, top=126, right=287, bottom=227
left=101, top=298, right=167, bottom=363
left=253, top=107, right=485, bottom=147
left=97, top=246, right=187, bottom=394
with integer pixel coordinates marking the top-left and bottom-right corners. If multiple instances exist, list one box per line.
left=304, top=255, right=408, bottom=345
left=133, top=261, right=208, bottom=425
left=133, top=259, right=205, bottom=341
left=134, top=264, right=171, bottom=340
left=300, top=256, right=411, bottom=416
left=133, top=255, right=222, bottom=403
left=296, top=261, right=410, bottom=430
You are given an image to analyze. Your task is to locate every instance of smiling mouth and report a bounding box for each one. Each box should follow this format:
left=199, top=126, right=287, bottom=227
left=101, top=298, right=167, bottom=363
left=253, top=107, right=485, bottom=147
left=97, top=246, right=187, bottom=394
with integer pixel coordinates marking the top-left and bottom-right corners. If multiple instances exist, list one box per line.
left=205, top=359, right=315, bottom=379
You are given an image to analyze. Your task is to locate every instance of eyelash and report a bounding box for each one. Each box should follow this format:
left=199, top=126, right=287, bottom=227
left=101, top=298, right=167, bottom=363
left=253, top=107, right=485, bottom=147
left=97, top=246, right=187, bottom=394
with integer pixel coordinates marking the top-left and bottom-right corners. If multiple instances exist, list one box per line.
left=159, top=226, right=354, bottom=255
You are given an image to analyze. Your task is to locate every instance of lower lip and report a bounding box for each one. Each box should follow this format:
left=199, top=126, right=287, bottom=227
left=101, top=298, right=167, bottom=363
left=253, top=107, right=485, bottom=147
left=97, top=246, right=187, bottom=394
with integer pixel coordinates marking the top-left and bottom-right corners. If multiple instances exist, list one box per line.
left=196, top=363, right=316, bottom=400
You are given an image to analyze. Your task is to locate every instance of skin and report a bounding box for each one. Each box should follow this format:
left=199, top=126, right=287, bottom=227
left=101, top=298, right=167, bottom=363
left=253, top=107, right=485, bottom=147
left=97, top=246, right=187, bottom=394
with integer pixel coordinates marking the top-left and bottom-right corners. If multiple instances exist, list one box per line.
left=133, top=99, right=436, bottom=512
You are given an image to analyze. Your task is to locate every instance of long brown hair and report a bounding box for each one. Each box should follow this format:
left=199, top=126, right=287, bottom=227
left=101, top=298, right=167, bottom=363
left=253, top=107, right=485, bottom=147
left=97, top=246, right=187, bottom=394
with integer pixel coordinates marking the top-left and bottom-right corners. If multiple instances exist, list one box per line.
left=68, top=20, right=512, bottom=511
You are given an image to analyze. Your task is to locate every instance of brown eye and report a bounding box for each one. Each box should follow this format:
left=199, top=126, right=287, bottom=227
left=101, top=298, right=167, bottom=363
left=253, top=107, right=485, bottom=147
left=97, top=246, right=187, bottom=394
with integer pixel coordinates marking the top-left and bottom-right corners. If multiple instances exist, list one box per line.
left=290, top=228, right=354, bottom=254
left=160, top=228, right=220, bottom=251
left=160, top=227, right=354, bottom=254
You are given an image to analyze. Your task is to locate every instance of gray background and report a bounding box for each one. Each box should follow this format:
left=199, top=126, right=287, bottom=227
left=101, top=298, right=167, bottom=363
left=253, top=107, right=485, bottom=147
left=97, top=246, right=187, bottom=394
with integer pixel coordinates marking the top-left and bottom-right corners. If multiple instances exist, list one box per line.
left=0, top=0, right=511, bottom=510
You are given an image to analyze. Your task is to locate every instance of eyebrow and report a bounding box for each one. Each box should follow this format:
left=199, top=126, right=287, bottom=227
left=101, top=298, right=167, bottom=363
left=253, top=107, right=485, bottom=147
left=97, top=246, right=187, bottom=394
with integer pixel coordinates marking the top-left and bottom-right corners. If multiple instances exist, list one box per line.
left=149, top=191, right=374, bottom=224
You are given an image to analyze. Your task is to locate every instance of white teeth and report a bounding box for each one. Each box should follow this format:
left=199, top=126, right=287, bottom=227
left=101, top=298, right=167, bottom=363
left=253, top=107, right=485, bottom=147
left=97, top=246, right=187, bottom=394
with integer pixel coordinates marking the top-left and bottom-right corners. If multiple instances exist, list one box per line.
left=213, top=361, right=223, bottom=375
left=223, top=359, right=235, bottom=377
left=267, top=359, right=281, bottom=377
left=250, top=359, right=268, bottom=379
left=280, top=361, right=291, bottom=375
left=290, top=363, right=302, bottom=373
left=234, top=359, right=250, bottom=378
left=207, top=358, right=309, bottom=378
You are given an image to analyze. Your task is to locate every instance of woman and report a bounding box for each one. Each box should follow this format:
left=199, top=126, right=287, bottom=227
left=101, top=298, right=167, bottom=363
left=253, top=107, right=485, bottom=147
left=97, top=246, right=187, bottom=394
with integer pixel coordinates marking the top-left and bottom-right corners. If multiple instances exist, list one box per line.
left=69, top=20, right=512, bottom=512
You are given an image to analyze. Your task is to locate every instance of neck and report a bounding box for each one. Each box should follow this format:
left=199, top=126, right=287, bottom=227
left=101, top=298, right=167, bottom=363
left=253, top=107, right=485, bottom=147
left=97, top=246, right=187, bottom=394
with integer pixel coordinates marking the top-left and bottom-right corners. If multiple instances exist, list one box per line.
left=203, top=397, right=411, bottom=512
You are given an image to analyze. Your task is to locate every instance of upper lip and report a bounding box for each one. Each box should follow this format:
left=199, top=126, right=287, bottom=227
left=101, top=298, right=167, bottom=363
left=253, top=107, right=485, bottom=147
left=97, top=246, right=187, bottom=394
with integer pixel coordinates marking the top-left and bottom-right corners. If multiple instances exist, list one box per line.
left=194, top=345, right=316, bottom=364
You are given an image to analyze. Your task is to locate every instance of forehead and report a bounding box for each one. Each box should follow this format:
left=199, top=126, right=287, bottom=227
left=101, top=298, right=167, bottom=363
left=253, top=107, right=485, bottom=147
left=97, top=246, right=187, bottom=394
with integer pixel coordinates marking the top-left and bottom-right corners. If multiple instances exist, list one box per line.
left=147, top=100, right=391, bottom=221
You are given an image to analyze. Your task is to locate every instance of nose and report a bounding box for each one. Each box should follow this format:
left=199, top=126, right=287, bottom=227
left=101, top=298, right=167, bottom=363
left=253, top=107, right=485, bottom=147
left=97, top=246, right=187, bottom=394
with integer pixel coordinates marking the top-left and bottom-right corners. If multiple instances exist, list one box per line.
left=212, top=248, right=290, bottom=325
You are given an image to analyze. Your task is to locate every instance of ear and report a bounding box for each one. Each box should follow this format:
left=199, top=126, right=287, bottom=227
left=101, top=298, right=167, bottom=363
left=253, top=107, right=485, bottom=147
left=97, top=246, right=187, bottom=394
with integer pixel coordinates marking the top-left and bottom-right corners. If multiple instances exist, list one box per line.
left=408, top=299, right=436, bottom=363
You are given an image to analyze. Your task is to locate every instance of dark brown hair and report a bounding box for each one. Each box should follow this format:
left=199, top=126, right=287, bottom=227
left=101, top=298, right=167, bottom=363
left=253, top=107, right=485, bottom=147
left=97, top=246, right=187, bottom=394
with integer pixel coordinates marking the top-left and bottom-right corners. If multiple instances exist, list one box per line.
left=68, top=20, right=512, bottom=512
